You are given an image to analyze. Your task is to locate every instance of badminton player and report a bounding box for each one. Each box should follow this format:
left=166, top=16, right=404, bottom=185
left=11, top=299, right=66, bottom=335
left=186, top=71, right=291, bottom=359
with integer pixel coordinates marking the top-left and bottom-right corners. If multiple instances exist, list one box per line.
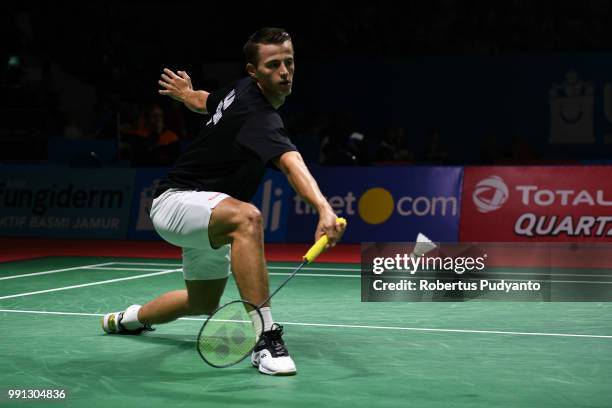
left=102, top=28, right=345, bottom=376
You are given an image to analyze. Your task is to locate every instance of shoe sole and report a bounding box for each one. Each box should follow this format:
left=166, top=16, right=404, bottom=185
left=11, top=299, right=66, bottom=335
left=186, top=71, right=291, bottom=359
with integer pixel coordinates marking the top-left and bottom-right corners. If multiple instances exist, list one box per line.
left=258, top=365, right=297, bottom=376
left=252, top=352, right=297, bottom=376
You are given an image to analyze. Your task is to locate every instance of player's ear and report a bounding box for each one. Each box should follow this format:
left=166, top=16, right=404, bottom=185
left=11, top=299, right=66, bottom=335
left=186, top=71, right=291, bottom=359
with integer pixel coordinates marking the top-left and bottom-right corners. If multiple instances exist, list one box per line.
left=246, top=63, right=256, bottom=79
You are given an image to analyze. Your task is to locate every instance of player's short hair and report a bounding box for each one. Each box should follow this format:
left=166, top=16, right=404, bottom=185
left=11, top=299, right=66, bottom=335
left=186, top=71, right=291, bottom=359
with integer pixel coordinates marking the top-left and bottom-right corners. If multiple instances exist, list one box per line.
left=243, top=27, right=292, bottom=66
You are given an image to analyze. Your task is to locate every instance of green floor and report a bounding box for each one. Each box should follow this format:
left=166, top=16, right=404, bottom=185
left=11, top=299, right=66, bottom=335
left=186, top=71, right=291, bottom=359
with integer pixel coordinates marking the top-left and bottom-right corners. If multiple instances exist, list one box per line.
left=1, top=257, right=611, bottom=407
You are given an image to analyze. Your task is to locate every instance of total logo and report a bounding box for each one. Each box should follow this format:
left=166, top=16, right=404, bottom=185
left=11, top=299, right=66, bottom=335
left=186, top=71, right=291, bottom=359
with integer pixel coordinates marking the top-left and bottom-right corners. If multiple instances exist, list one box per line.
left=473, top=175, right=612, bottom=213
left=470, top=175, right=612, bottom=238
left=294, top=187, right=458, bottom=224
left=472, top=176, right=509, bottom=213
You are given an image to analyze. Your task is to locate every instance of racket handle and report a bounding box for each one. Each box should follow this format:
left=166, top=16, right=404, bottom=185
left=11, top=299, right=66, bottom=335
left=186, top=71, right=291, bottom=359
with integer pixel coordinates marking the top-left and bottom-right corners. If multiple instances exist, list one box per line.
left=303, top=218, right=347, bottom=263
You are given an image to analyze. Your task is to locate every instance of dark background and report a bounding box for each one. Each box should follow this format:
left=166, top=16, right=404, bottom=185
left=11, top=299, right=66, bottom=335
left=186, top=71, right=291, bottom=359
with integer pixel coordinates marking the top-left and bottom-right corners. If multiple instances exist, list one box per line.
left=2, top=0, right=612, bottom=165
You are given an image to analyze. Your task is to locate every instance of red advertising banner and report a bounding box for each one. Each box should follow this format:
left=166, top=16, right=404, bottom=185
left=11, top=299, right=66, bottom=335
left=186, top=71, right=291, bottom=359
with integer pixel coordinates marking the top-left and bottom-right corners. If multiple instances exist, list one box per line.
left=460, top=166, right=612, bottom=242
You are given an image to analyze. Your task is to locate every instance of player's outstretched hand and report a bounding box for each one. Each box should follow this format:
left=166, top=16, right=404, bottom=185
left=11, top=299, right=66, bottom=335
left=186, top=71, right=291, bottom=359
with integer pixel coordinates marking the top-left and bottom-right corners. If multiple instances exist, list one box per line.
left=158, top=68, right=193, bottom=103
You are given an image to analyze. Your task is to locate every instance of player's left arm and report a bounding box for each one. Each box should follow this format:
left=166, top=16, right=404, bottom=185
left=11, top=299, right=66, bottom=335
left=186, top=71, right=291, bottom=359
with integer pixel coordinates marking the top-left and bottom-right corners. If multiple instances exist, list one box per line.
left=275, top=151, right=345, bottom=246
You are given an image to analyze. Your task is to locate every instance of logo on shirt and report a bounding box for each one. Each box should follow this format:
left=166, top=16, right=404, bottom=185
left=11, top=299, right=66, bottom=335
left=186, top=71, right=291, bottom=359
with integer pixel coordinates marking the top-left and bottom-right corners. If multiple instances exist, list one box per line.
left=207, top=89, right=236, bottom=126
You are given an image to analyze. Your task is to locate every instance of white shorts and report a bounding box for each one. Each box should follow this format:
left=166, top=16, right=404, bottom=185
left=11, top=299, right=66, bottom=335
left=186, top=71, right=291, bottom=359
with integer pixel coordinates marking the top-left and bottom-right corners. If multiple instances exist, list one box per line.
left=150, top=189, right=231, bottom=281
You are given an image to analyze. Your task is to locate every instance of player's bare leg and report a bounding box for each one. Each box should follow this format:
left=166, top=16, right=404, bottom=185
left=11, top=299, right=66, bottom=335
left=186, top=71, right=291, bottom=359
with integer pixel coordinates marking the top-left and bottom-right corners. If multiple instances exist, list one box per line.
left=208, top=197, right=296, bottom=375
left=137, top=278, right=228, bottom=324
left=208, top=198, right=270, bottom=307
left=102, top=278, right=227, bottom=333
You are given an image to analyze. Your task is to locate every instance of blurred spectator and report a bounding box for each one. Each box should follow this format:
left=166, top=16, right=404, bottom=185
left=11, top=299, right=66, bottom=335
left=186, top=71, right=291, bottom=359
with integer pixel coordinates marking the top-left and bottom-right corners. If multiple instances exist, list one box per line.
left=479, top=132, right=538, bottom=164
left=319, top=112, right=368, bottom=165
left=376, top=126, right=413, bottom=163
left=283, top=111, right=327, bottom=163
left=122, top=104, right=180, bottom=166
left=63, top=120, right=84, bottom=140
left=422, top=128, right=450, bottom=163
left=163, top=99, right=187, bottom=140
left=479, top=132, right=503, bottom=164
left=4, top=2, right=612, bottom=163
left=91, top=95, right=118, bottom=140
left=510, top=133, right=539, bottom=163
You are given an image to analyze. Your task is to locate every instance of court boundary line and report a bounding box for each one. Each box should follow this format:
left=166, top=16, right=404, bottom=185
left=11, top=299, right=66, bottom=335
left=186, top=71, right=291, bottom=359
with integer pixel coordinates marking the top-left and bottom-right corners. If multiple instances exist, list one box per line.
left=0, top=262, right=360, bottom=281
left=4, top=260, right=611, bottom=283
left=1, top=308, right=611, bottom=339
left=2, top=264, right=611, bottom=293
left=108, top=262, right=182, bottom=266
left=85, top=267, right=180, bottom=272
left=0, top=262, right=115, bottom=281
left=72, top=261, right=612, bottom=278
left=113, top=262, right=360, bottom=272
left=0, top=269, right=182, bottom=300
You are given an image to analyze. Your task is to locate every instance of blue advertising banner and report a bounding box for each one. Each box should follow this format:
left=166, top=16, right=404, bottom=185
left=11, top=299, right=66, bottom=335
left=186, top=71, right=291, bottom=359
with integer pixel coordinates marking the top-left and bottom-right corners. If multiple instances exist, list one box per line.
left=0, top=166, right=134, bottom=239
left=126, top=166, right=462, bottom=243
left=284, top=166, right=463, bottom=243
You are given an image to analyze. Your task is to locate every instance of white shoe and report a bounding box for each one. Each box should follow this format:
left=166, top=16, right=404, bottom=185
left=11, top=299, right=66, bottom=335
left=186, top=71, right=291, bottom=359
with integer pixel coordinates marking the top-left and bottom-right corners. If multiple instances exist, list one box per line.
left=102, top=305, right=153, bottom=334
left=250, top=324, right=297, bottom=376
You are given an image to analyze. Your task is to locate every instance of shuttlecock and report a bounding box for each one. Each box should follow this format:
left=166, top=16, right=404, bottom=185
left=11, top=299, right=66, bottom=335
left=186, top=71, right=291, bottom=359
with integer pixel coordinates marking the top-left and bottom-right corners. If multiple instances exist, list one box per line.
left=411, top=233, right=437, bottom=257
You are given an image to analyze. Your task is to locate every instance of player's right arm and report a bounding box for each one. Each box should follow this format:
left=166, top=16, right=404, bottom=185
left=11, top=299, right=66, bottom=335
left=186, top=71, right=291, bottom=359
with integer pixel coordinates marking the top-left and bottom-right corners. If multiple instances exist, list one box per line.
left=158, top=68, right=209, bottom=114
left=275, top=151, right=345, bottom=247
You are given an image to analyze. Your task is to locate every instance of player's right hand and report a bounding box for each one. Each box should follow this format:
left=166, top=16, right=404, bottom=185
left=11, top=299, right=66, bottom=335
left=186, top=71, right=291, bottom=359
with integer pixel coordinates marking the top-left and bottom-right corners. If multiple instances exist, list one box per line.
left=158, top=68, right=193, bottom=102
left=315, top=210, right=346, bottom=249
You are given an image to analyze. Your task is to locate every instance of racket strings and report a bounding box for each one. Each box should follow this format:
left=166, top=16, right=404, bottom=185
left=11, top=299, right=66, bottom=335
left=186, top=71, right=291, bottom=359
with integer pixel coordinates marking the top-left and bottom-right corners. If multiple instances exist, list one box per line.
left=197, top=301, right=259, bottom=367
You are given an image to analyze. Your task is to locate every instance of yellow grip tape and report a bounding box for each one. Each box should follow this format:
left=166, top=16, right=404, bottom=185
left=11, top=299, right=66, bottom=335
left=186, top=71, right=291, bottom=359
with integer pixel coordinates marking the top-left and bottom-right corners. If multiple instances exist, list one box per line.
left=303, top=218, right=347, bottom=263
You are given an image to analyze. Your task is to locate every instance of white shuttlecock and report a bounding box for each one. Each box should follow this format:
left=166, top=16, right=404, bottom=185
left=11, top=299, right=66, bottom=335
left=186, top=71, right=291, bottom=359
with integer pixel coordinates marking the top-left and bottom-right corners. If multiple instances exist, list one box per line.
left=411, top=232, right=437, bottom=257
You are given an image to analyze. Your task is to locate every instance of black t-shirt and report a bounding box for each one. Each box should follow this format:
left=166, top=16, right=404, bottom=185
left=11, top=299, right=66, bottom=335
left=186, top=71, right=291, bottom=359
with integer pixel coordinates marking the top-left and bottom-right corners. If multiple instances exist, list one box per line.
left=157, top=77, right=297, bottom=201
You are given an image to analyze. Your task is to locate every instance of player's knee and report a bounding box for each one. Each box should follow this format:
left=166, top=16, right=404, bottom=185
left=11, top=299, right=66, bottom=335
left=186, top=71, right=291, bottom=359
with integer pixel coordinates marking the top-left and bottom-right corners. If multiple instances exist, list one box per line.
left=237, top=203, right=262, bottom=233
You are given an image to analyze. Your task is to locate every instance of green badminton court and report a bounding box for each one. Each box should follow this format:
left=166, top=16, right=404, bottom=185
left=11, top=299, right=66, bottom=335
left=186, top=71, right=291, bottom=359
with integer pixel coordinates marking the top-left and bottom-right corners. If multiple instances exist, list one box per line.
left=1, top=256, right=611, bottom=407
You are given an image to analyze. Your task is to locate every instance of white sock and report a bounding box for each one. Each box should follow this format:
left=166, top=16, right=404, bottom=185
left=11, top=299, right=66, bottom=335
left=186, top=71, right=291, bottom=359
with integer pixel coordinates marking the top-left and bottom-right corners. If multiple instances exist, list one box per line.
left=120, top=304, right=144, bottom=330
left=249, top=306, right=274, bottom=337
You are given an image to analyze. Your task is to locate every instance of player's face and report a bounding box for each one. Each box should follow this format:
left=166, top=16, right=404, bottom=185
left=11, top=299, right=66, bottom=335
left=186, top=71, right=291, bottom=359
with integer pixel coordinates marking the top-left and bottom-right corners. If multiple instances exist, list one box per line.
left=250, top=41, right=295, bottom=105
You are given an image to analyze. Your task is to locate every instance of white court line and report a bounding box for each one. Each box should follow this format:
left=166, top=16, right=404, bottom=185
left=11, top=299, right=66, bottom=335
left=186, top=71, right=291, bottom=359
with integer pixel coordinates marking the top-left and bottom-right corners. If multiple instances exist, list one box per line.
left=274, top=321, right=612, bottom=339
left=2, top=261, right=609, bottom=291
left=98, top=266, right=612, bottom=280
left=269, top=266, right=359, bottom=272
left=0, top=262, right=115, bottom=281
left=106, top=262, right=612, bottom=277
left=91, top=267, right=612, bottom=283
left=85, top=267, right=173, bottom=272
left=0, top=308, right=611, bottom=339
left=109, top=262, right=182, bottom=267
left=0, top=309, right=102, bottom=317
left=269, top=272, right=358, bottom=278
left=0, top=269, right=182, bottom=300
left=113, top=262, right=360, bottom=272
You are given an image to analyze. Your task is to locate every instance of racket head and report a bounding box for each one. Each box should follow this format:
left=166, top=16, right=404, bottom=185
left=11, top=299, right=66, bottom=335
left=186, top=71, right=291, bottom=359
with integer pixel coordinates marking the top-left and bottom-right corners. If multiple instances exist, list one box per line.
left=196, top=299, right=262, bottom=368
